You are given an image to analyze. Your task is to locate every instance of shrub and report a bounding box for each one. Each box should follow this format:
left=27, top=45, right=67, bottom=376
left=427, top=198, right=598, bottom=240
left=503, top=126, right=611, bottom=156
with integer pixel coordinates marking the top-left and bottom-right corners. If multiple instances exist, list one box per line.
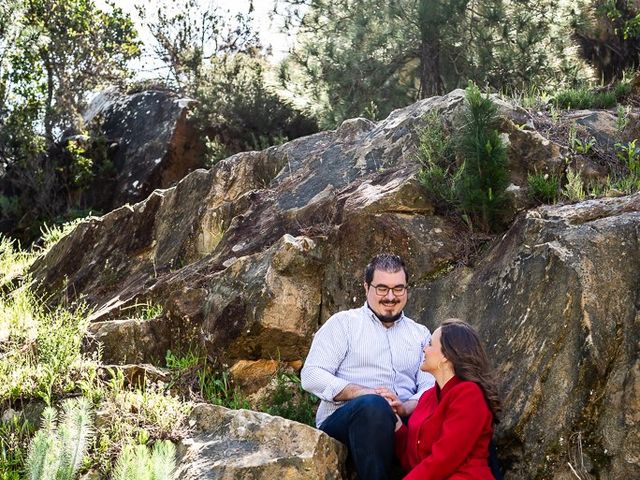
left=415, top=83, right=509, bottom=232
left=528, top=173, right=561, bottom=204
left=0, top=415, right=36, bottom=480
left=457, top=83, right=510, bottom=232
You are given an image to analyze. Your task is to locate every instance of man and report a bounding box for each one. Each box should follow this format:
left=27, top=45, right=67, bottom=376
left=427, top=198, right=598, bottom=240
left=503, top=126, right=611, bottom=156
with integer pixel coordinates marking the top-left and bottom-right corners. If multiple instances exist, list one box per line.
left=301, top=253, right=434, bottom=480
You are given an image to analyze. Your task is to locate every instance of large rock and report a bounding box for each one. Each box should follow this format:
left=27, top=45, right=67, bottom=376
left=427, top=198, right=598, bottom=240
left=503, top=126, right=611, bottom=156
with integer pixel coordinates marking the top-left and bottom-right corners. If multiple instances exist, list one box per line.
left=175, top=404, right=346, bottom=479
left=30, top=89, right=640, bottom=477
left=414, top=193, right=640, bottom=480
left=83, top=88, right=205, bottom=211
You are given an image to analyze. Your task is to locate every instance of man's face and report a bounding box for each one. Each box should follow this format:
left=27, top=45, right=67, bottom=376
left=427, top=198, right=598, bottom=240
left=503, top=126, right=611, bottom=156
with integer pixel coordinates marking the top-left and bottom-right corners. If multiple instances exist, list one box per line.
left=364, top=268, right=408, bottom=323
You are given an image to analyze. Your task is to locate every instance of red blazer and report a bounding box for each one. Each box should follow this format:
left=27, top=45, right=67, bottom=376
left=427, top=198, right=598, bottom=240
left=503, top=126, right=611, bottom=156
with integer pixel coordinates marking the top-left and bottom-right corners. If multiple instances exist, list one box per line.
left=395, top=375, right=494, bottom=480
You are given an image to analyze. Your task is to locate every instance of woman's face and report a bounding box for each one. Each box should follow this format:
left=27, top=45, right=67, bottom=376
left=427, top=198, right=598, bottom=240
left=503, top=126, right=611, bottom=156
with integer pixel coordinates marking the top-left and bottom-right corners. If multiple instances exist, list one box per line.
left=421, top=327, right=447, bottom=373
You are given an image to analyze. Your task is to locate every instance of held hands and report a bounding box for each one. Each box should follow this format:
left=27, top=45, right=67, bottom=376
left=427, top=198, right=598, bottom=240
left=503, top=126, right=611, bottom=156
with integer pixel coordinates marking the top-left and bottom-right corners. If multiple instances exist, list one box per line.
left=375, top=387, right=409, bottom=417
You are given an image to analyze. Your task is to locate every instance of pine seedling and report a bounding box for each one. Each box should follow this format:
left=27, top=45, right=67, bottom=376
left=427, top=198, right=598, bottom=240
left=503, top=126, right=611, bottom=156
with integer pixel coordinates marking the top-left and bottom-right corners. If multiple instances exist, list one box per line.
left=151, top=440, right=177, bottom=480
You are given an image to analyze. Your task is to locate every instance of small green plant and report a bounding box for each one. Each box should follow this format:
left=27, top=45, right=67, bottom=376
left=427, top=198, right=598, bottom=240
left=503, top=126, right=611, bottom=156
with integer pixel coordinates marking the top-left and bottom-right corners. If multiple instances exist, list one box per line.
left=415, top=83, right=509, bottom=232
left=457, top=82, right=510, bottom=232
left=121, top=302, right=164, bottom=321
left=26, top=397, right=94, bottom=480
left=571, top=137, right=597, bottom=155
left=615, top=104, right=630, bottom=133
left=415, top=112, right=459, bottom=210
left=39, top=217, right=85, bottom=253
left=563, top=168, right=586, bottom=202
left=197, top=367, right=250, bottom=410
left=528, top=172, right=561, bottom=204
left=165, top=350, right=200, bottom=372
left=112, top=440, right=176, bottom=480
left=0, top=285, right=90, bottom=403
left=260, top=369, right=319, bottom=427
left=615, top=139, right=640, bottom=177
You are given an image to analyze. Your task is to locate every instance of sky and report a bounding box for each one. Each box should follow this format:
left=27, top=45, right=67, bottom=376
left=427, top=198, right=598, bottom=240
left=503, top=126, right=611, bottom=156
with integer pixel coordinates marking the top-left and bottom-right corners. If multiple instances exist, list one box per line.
left=97, top=0, right=296, bottom=78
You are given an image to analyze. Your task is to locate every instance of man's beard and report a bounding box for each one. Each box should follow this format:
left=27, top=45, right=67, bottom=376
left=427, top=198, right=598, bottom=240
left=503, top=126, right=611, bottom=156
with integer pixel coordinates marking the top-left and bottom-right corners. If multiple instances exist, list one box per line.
left=369, top=301, right=402, bottom=323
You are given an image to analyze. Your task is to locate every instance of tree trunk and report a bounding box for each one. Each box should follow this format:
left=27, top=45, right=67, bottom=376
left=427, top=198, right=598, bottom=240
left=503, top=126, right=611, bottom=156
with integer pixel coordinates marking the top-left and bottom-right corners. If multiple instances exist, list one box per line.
left=420, top=36, right=444, bottom=98
left=418, top=0, right=444, bottom=98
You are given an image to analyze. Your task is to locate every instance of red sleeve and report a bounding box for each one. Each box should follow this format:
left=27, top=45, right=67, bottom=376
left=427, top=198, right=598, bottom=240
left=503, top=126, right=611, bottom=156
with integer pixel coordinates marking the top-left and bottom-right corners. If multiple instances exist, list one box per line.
left=404, top=383, right=491, bottom=480
left=395, top=424, right=410, bottom=472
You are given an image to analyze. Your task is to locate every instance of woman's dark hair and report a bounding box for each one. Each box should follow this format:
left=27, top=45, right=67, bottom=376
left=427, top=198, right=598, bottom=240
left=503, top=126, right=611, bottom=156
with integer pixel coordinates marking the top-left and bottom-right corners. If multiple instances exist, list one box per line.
left=439, top=318, right=502, bottom=421
left=364, top=254, right=409, bottom=285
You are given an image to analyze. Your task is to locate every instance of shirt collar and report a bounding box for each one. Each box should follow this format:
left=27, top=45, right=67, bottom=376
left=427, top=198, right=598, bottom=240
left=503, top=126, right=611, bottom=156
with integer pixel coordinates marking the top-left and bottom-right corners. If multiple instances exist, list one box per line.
left=435, top=374, right=463, bottom=399
left=362, top=303, right=406, bottom=326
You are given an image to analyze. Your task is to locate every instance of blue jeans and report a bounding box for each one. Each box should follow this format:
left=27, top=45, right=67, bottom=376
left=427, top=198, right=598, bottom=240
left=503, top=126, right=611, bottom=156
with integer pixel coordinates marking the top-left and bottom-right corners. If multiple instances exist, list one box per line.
left=320, top=394, right=396, bottom=480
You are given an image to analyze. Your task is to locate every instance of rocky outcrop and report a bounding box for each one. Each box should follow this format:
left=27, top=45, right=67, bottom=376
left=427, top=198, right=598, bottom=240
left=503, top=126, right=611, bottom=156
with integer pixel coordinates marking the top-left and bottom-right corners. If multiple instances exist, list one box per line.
left=31, top=89, right=640, bottom=478
left=415, top=193, right=640, bottom=479
left=175, top=404, right=346, bottom=479
left=83, top=88, right=205, bottom=211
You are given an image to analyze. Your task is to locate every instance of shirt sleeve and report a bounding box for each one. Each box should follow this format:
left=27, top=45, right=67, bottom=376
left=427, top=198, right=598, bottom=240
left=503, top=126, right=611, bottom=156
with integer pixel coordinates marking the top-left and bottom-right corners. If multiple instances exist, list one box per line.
left=404, top=383, right=492, bottom=480
left=300, top=315, right=351, bottom=401
left=409, top=330, right=435, bottom=401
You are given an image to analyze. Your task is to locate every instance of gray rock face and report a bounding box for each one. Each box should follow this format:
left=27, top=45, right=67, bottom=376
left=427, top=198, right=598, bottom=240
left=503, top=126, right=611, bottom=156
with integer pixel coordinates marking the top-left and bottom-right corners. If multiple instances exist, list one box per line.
left=83, top=88, right=204, bottom=211
left=176, top=404, right=346, bottom=479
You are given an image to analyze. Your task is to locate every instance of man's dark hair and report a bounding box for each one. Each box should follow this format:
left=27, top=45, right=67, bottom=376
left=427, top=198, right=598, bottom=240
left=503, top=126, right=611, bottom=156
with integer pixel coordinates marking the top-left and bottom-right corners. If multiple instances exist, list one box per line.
left=364, top=254, right=408, bottom=285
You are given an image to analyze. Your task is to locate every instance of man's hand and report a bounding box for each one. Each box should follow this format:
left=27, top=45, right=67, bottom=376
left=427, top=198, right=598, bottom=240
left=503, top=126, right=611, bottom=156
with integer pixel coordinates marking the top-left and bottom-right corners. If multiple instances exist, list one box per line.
left=375, top=387, right=417, bottom=417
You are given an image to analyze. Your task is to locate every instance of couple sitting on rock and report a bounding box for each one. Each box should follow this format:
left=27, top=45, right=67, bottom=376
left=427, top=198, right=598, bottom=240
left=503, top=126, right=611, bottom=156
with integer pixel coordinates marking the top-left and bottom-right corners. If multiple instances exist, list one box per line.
left=301, top=253, right=502, bottom=480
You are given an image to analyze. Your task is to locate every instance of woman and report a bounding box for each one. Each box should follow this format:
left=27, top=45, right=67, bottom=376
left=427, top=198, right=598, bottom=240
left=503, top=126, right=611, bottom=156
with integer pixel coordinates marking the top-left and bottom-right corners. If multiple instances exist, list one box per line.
left=395, top=318, right=501, bottom=479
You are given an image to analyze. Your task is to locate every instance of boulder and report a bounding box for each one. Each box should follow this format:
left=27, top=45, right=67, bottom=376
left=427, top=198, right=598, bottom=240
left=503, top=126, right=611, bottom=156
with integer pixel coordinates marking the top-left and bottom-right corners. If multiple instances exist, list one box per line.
left=414, top=193, right=640, bottom=479
left=83, top=88, right=205, bottom=211
left=175, top=404, right=346, bottom=479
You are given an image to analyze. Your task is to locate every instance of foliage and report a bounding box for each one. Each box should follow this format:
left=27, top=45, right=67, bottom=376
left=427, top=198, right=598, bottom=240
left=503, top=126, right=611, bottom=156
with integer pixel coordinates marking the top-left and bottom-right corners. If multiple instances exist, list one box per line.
left=0, top=416, right=36, bottom=480
left=89, top=376, right=191, bottom=476
left=415, top=84, right=509, bottom=232
left=112, top=440, right=176, bottom=480
left=197, top=366, right=250, bottom=410
left=572, top=1, right=640, bottom=82
left=615, top=139, right=640, bottom=177
left=260, top=369, right=318, bottom=427
left=457, top=83, right=509, bottom=232
left=528, top=173, right=561, bottom=204
left=277, top=0, right=586, bottom=127
left=562, top=168, right=587, bottom=202
left=554, top=79, right=633, bottom=109
left=0, top=285, right=90, bottom=404
left=26, top=397, right=94, bottom=480
left=122, top=302, right=164, bottom=321
left=0, top=0, right=139, bottom=242
left=415, top=112, right=460, bottom=210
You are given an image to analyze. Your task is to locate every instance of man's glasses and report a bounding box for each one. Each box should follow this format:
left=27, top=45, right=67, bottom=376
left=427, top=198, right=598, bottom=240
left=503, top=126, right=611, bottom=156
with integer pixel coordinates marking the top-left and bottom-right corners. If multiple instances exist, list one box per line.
left=369, top=284, right=407, bottom=296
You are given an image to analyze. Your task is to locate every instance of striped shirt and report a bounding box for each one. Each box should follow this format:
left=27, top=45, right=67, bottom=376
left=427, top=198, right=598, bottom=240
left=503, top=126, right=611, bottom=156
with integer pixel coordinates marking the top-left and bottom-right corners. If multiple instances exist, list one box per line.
left=301, top=304, right=435, bottom=427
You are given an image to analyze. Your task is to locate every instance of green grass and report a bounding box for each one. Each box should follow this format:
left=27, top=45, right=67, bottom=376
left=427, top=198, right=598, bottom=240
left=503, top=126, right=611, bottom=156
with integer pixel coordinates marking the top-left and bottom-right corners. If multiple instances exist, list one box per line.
left=554, top=80, right=632, bottom=110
